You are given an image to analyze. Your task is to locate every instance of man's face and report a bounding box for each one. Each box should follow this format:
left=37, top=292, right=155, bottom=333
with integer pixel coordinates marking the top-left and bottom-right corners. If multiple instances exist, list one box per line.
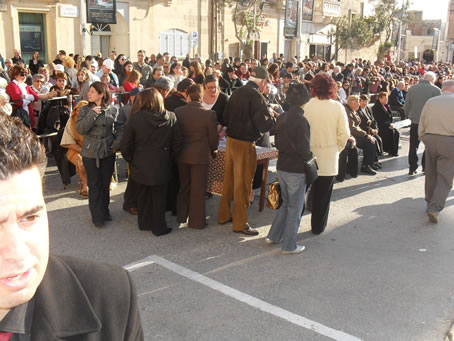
left=5, top=60, right=12, bottom=69
left=153, top=70, right=162, bottom=80
left=258, top=79, right=268, bottom=93
left=103, top=65, right=111, bottom=75
left=349, top=100, right=360, bottom=111
left=137, top=52, right=144, bottom=63
left=90, top=64, right=97, bottom=73
left=0, top=167, right=49, bottom=320
left=163, top=63, right=170, bottom=75
left=240, top=65, right=247, bottom=74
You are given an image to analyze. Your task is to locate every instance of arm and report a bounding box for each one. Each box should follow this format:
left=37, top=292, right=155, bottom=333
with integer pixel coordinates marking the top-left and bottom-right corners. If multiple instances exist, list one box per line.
left=120, top=116, right=136, bottom=163
left=76, top=106, right=99, bottom=135
left=252, top=92, right=275, bottom=134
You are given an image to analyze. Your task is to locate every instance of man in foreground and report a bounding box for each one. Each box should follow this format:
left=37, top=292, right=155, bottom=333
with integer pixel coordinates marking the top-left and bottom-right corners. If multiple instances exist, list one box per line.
left=418, top=80, right=454, bottom=224
left=218, top=66, right=276, bottom=235
left=0, top=115, right=144, bottom=339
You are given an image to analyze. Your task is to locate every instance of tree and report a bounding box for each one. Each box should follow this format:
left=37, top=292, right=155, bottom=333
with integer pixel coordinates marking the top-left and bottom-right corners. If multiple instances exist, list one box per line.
left=373, top=0, right=410, bottom=42
left=218, top=0, right=283, bottom=58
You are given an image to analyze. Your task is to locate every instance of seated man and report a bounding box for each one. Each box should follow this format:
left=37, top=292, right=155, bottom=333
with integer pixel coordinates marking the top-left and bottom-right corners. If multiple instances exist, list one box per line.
left=0, top=115, right=144, bottom=340
left=388, top=81, right=406, bottom=119
left=345, top=95, right=379, bottom=175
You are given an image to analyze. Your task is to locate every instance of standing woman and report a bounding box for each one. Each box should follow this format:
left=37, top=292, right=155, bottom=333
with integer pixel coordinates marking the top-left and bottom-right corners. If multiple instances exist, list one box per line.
left=189, top=60, right=205, bottom=84
left=202, top=75, right=229, bottom=127
left=6, top=65, right=38, bottom=128
left=121, top=88, right=183, bottom=236
left=266, top=83, right=311, bottom=253
left=122, top=69, right=141, bottom=103
left=75, top=68, right=92, bottom=102
left=114, top=54, right=126, bottom=77
left=28, top=51, right=44, bottom=75
left=372, top=92, right=400, bottom=156
left=303, top=73, right=350, bottom=235
left=175, top=84, right=219, bottom=229
left=76, top=82, right=118, bottom=228
left=119, top=61, right=133, bottom=86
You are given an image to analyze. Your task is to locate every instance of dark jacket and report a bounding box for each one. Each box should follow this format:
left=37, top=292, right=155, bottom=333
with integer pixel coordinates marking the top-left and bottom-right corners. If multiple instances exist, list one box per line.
left=29, top=59, right=44, bottom=75
left=111, top=102, right=132, bottom=151
left=211, top=91, right=229, bottom=126
left=76, top=104, right=118, bottom=161
left=120, top=109, right=183, bottom=186
left=372, top=101, right=393, bottom=131
left=344, top=104, right=367, bottom=138
left=358, top=105, right=378, bottom=133
left=275, top=106, right=312, bottom=173
left=31, top=255, right=143, bottom=340
left=164, top=92, right=187, bottom=112
left=174, top=101, right=219, bottom=165
left=388, top=87, right=405, bottom=107
left=223, top=81, right=275, bottom=142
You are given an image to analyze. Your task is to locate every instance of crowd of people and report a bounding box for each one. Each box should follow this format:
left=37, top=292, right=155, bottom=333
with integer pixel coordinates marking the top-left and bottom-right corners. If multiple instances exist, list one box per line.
left=0, top=47, right=453, bottom=254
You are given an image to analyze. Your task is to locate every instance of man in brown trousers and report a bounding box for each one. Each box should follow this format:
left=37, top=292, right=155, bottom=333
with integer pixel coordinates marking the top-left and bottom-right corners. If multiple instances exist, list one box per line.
left=419, top=79, right=454, bottom=224
left=218, top=66, right=276, bottom=235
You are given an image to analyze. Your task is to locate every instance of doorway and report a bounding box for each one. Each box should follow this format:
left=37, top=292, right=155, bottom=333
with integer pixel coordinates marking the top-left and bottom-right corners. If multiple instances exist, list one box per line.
left=19, top=12, right=47, bottom=63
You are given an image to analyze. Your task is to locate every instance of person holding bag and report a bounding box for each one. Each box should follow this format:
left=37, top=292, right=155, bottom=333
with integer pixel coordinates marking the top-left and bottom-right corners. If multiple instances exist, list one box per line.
left=265, top=83, right=312, bottom=254
left=76, top=82, right=118, bottom=228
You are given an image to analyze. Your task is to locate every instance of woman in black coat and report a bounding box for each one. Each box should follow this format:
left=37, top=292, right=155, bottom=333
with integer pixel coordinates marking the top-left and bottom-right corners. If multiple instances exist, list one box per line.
left=120, top=88, right=183, bottom=236
left=372, top=92, right=400, bottom=156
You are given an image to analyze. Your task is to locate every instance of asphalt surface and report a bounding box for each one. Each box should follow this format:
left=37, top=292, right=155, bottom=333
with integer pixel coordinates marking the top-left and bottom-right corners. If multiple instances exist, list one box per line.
left=44, top=127, right=454, bottom=341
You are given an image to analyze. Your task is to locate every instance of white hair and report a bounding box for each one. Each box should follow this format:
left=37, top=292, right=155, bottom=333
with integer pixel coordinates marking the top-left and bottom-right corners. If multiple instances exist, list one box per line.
left=441, top=79, right=454, bottom=92
left=423, top=71, right=436, bottom=82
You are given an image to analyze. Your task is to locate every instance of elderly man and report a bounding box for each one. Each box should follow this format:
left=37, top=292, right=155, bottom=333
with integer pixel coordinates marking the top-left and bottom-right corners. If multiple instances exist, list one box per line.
left=388, top=81, right=406, bottom=119
left=133, top=50, right=153, bottom=86
left=404, top=71, right=441, bottom=175
left=218, top=66, right=276, bottom=235
left=0, top=115, right=144, bottom=339
left=418, top=80, right=454, bottom=223
left=96, top=58, right=119, bottom=87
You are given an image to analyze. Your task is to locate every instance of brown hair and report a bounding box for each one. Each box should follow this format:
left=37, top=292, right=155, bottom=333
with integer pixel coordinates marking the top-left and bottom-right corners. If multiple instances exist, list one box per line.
left=186, top=84, right=203, bottom=102
left=54, top=71, right=68, bottom=81
left=125, top=69, right=141, bottom=85
left=0, top=114, right=46, bottom=180
left=11, top=65, right=27, bottom=79
left=377, top=92, right=388, bottom=99
left=89, top=82, right=111, bottom=107
left=190, top=60, right=203, bottom=78
left=132, top=88, right=165, bottom=114
left=77, top=67, right=90, bottom=85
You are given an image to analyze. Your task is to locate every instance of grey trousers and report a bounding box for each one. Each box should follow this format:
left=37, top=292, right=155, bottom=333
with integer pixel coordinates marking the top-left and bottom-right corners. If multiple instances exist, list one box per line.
left=423, top=134, right=454, bottom=213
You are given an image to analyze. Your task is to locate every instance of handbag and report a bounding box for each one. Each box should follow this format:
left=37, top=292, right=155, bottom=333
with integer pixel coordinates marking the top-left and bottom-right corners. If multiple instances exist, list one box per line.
left=12, top=104, right=32, bottom=128
left=266, top=178, right=282, bottom=210
left=304, top=157, right=319, bottom=185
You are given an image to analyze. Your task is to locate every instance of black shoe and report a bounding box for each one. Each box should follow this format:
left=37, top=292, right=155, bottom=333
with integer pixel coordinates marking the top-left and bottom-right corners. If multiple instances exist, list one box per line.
left=371, top=164, right=380, bottom=170
left=409, top=170, right=417, bottom=175
left=350, top=173, right=358, bottom=178
left=360, top=165, right=377, bottom=175
left=234, top=225, right=259, bottom=236
left=336, top=176, right=345, bottom=182
left=93, top=221, right=104, bottom=228
left=104, top=213, right=112, bottom=221
left=374, top=162, right=382, bottom=169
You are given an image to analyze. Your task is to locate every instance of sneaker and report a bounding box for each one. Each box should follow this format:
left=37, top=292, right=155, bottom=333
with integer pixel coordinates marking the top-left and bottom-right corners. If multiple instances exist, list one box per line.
left=265, top=238, right=278, bottom=245
left=427, top=212, right=438, bottom=224
left=281, top=245, right=306, bottom=254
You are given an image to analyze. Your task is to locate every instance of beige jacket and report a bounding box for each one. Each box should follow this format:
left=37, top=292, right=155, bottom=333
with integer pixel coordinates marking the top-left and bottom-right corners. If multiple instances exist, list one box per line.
left=304, top=98, right=350, bottom=176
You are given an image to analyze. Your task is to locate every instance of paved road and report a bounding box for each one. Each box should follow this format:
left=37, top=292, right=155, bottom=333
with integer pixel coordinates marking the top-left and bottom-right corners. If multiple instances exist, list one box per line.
left=44, top=128, right=454, bottom=341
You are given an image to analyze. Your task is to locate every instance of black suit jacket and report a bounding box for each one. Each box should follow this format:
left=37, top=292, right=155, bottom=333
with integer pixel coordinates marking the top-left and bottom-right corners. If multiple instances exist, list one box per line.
left=31, top=255, right=143, bottom=340
left=372, top=101, right=393, bottom=132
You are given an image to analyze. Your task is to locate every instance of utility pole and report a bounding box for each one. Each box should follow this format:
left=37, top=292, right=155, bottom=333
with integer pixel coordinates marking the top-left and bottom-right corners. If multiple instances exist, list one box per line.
left=81, top=0, right=87, bottom=56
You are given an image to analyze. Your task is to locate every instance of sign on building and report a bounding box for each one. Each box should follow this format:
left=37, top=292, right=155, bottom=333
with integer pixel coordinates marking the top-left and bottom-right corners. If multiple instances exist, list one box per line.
left=284, top=0, right=299, bottom=38
left=322, top=0, right=340, bottom=17
left=60, top=5, right=79, bottom=18
left=302, top=0, right=314, bottom=22
left=86, top=0, right=116, bottom=24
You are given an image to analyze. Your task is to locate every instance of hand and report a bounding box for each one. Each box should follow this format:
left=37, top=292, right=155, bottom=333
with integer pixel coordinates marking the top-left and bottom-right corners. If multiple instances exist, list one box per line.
left=48, top=89, right=57, bottom=99
left=92, top=106, right=102, bottom=115
left=348, top=136, right=356, bottom=148
left=389, top=123, right=394, bottom=129
left=367, top=135, right=376, bottom=144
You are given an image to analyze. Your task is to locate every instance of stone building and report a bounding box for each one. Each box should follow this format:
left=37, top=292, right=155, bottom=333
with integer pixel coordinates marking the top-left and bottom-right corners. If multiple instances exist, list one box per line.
left=0, top=0, right=285, bottom=64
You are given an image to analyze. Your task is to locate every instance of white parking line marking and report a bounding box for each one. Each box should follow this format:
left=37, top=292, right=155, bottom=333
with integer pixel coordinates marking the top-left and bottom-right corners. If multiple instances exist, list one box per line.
left=125, top=255, right=362, bottom=341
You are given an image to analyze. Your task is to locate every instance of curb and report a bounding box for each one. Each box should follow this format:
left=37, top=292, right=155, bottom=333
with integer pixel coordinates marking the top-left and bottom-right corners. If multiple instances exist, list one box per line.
left=446, top=322, right=454, bottom=341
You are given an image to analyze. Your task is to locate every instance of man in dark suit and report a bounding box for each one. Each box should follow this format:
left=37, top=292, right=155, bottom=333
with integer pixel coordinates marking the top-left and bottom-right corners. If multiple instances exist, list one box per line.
left=0, top=115, right=144, bottom=340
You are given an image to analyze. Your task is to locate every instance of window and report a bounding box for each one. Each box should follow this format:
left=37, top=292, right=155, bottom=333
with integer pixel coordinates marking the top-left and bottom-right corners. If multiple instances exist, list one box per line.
left=160, top=29, right=190, bottom=57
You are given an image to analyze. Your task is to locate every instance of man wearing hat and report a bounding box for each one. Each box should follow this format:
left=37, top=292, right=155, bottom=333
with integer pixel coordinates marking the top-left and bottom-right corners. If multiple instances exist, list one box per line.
left=218, top=66, right=277, bottom=235
left=96, top=59, right=119, bottom=87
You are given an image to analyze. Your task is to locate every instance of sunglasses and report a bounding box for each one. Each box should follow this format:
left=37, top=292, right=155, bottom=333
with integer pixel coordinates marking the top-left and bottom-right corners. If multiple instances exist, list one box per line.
left=20, top=72, right=26, bottom=76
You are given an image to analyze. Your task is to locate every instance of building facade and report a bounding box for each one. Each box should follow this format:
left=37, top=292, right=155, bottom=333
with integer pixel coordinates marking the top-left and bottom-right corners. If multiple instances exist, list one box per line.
left=0, top=0, right=285, bottom=63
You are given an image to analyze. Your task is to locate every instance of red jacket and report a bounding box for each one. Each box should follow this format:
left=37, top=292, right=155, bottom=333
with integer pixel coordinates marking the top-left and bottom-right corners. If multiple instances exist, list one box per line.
left=6, top=81, right=38, bottom=127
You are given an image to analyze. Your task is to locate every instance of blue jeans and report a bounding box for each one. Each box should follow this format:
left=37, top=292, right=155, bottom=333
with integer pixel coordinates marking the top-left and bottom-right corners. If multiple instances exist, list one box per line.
left=267, top=170, right=306, bottom=251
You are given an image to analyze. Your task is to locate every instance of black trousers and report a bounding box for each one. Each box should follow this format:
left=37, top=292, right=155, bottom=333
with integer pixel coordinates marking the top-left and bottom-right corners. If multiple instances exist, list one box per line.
left=408, top=123, right=425, bottom=172
left=83, top=154, right=115, bottom=224
left=166, top=161, right=180, bottom=215
left=123, top=177, right=139, bottom=210
left=177, top=163, right=209, bottom=229
left=338, top=144, right=358, bottom=180
left=136, top=183, right=169, bottom=236
left=356, top=136, right=376, bottom=166
left=311, top=175, right=335, bottom=235
left=379, top=127, right=400, bottom=156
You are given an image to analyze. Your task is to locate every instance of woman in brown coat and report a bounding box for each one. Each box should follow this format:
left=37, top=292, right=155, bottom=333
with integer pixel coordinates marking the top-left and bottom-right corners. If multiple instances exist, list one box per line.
left=174, top=84, right=219, bottom=229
